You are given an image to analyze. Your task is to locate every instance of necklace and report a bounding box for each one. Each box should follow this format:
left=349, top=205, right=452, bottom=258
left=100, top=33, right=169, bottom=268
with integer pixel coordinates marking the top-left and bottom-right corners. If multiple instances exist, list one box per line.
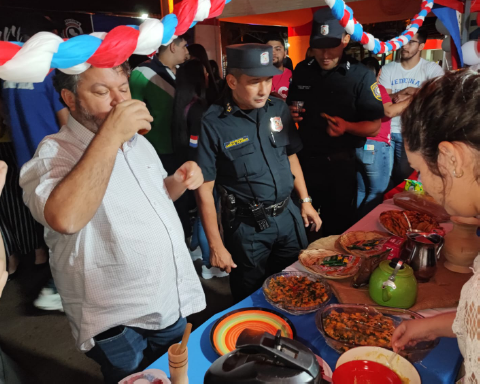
left=273, top=69, right=286, bottom=92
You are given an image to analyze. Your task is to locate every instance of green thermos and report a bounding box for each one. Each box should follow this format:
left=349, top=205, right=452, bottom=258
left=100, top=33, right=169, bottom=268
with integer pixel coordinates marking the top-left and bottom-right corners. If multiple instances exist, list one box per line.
left=369, top=259, right=417, bottom=309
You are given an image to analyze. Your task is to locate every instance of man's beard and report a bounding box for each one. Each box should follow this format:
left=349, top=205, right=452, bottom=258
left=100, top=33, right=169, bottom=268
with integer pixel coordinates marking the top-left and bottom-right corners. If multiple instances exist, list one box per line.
left=75, top=99, right=106, bottom=133
left=273, top=60, right=282, bottom=68
left=401, top=49, right=418, bottom=61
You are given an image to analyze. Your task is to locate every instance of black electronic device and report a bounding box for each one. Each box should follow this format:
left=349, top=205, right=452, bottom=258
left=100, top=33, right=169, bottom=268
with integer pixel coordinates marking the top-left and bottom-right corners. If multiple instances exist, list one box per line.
left=204, top=329, right=324, bottom=384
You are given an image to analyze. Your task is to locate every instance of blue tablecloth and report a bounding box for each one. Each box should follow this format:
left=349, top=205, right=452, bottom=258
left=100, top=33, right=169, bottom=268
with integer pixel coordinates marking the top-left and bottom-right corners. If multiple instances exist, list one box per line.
left=149, top=289, right=462, bottom=383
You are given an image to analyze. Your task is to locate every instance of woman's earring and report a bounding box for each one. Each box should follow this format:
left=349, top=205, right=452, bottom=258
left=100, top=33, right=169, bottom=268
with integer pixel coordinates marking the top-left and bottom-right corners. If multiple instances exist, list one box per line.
left=453, top=169, right=464, bottom=178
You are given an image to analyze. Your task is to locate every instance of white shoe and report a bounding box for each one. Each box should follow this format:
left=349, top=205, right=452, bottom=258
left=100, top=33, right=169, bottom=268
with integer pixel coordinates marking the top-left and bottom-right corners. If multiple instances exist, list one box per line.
left=189, top=246, right=203, bottom=261
left=201, top=265, right=229, bottom=279
left=34, top=287, right=64, bottom=312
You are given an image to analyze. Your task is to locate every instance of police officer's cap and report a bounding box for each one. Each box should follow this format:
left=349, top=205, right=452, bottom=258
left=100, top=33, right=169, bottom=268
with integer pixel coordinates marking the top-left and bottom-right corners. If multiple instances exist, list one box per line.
left=227, top=44, right=282, bottom=77
left=310, top=8, right=345, bottom=49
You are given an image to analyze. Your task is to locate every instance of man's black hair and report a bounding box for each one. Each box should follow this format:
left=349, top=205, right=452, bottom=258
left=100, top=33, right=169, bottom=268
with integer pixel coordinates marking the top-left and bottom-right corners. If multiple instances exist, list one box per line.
left=264, top=33, right=285, bottom=49
left=416, top=28, right=428, bottom=45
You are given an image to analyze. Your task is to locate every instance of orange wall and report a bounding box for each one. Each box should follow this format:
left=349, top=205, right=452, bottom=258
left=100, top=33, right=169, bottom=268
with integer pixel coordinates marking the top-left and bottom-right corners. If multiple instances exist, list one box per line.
left=220, top=0, right=427, bottom=68
left=289, top=36, right=310, bottom=67
left=220, top=0, right=423, bottom=26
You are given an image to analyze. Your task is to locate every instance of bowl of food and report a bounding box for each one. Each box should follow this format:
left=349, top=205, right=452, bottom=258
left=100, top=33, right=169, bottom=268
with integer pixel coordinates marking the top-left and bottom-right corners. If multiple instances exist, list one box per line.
left=379, top=210, right=444, bottom=238
left=262, top=271, right=332, bottom=315
left=299, top=249, right=362, bottom=280
left=335, top=346, right=421, bottom=384
left=315, top=304, right=438, bottom=362
left=332, top=359, right=404, bottom=384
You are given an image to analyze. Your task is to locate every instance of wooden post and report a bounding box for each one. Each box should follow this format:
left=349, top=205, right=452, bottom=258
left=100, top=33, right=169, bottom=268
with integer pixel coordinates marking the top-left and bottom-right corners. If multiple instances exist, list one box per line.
left=462, top=0, right=472, bottom=45
left=160, top=0, right=171, bottom=18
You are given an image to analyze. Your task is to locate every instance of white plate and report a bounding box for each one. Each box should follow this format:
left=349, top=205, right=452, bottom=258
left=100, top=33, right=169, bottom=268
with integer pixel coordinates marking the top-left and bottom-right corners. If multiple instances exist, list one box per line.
left=119, top=369, right=171, bottom=384
left=336, top=346, right=421, bottom=384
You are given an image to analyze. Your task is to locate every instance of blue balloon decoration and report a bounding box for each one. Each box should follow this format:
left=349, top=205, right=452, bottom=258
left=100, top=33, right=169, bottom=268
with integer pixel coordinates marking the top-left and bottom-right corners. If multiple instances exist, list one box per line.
left=51, top=35, right=102, bottom=69
left=162, top=14, right=178, bottom=44
left=352, top=23, right=363, bottom=41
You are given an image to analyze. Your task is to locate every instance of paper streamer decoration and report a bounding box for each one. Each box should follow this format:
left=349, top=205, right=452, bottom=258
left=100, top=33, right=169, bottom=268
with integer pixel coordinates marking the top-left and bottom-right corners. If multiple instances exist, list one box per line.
left=325, top=0, right=434, bottom=54
left=0, top=0, right=230, bottom=83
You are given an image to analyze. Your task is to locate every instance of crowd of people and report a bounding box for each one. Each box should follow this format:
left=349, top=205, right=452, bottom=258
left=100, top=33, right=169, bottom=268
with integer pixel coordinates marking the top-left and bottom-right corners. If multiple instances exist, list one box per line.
left=0, top=6, right=479, bottom=384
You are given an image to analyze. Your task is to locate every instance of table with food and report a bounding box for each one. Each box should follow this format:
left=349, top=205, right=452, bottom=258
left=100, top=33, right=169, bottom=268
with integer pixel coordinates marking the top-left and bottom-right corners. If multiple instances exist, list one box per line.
left=148, top=189, right=477, bottom=383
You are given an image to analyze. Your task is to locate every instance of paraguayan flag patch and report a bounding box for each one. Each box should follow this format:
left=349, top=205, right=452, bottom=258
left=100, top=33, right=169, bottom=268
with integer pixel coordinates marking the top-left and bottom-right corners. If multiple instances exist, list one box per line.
left=189, top=135, right=199, bottom=148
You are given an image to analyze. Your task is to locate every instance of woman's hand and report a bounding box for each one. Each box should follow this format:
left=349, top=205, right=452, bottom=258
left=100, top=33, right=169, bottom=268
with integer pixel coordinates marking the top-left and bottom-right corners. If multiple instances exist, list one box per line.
left=391, top=312, right=457, bottom=352
left=391, top=318, right=438, bottom=352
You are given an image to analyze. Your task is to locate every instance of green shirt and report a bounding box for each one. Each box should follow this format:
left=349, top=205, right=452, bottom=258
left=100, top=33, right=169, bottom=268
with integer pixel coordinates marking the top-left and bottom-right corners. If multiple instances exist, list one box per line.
left=129, top=57, right=176, bottom=155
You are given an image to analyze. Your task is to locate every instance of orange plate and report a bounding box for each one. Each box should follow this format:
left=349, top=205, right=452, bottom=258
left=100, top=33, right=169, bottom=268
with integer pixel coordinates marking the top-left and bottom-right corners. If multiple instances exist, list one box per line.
left=210, top=307, right=296, bottom=355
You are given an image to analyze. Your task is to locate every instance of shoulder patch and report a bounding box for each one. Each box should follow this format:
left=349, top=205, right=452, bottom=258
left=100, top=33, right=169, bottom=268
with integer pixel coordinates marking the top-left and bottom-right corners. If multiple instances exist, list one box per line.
left=224, top=136, right=249, bottom=149
left=371, top=82, right=382, bottom=101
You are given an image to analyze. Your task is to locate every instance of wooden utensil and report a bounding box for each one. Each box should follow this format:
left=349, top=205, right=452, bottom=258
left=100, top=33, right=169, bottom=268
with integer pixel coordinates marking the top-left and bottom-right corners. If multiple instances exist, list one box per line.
left=176, top=323, right=192, bottom=354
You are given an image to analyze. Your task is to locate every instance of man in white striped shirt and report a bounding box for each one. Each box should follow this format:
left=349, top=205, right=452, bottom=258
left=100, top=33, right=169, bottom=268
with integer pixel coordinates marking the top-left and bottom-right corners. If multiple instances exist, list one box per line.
left=20, top=63, right=206, bottom=384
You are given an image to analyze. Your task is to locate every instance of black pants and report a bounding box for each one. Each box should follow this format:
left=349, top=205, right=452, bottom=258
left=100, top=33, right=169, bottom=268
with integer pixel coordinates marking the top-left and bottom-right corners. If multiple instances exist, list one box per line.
left=299, top=150, right=357, bottom=237
left=225, top=200, right=308, bottom=303
left=0, top=345, right=35, bottom=383
left=0, top=142, right=44, bottom=257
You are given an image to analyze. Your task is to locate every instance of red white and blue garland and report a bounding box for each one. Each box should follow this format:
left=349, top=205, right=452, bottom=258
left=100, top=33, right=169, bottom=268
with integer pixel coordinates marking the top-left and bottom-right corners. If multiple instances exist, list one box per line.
left=0, top=0, right=230, bottom=82
left=325, top=0, right=434, bottom=54
left=0, top=0, right=432, bottom=83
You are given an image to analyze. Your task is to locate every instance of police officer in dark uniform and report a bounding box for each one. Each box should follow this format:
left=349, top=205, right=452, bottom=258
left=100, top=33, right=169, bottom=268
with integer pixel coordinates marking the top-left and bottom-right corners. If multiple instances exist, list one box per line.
left=196, top=44, right=321, bottom=302
left=287, top=8, right=384, bottom=237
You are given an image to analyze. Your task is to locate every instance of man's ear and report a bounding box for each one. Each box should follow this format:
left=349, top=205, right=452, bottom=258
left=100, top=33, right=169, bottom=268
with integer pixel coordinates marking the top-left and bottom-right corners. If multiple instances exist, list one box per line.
left=226, top=74, right=238, bottom=90
left=419, top=42, right=426, bottom=51
left=61, top=89, right=76, bottom=112
left=169, top=42, right=176, bottom=54
left=342, top=34, right=351, bottom=48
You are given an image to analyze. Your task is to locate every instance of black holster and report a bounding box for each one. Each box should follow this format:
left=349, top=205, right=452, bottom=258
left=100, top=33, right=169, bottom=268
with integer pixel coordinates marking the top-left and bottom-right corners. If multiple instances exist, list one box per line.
left=217, top=185, right=237, bottom=230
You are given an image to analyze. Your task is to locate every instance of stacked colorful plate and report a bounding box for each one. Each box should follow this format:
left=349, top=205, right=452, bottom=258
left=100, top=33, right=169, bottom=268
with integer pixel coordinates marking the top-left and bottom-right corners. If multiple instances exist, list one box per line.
left=210, top=307, right=296, bottom=356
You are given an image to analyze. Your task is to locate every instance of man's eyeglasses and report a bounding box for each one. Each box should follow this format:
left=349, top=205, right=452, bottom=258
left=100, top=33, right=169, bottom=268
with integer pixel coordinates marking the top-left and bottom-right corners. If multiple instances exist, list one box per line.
left=405, top=40, right=420, bottom=46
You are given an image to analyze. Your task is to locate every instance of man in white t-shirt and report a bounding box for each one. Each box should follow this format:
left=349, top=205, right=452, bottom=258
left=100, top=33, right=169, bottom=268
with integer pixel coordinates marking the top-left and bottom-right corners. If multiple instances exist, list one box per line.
left=379, top=28, right=444, bottom=187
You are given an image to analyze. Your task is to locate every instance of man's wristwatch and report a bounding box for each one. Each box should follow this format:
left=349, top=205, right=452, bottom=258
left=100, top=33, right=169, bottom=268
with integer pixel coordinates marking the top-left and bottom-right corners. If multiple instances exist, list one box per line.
left=299, top=196, right=313, bottom=204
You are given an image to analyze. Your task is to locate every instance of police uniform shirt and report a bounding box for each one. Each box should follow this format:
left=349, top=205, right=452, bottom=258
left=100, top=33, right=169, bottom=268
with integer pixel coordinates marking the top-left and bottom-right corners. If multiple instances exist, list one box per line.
left=287, top=55, right=384, bottom=156
left=198, top=97, right=303, bottom=206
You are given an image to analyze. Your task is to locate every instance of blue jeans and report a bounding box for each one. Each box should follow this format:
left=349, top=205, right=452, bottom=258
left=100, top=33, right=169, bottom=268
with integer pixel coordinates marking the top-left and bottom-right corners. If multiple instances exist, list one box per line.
left=85, top=317, right=187, bottom=384
left=356, top=140, right=394, bottom=219
left=390, top=133, right=414, bottom=189
left=191, top=189, right=219, bottom=267
left=191, top=216, right=211, bottom=267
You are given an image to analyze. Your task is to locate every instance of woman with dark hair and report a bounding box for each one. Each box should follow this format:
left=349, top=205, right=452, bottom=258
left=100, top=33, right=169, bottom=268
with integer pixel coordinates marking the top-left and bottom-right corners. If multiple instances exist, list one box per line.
left=172, top=60, right=227, bottom=279
left=173, top=59, right=208, bottom=162
left=187, top=44, right=219, bottom=104
left=391, top=70, right=480, bottom=381
left=209, top=60, right=221, bottom=81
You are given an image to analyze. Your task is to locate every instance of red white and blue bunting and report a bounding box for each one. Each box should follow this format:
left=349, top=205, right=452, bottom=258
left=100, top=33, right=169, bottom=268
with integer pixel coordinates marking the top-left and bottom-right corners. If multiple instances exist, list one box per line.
left=325, top=0, right=434, bottom=54
left=0, top=0, right=230, bottom=82
left=0, top=0, right=434, bottom=82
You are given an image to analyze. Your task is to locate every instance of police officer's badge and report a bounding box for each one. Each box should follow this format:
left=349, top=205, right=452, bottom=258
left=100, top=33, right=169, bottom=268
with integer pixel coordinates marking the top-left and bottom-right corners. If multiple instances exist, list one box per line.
left=321, top=25, right=329, bottom=35
left=261, top=52, right=269, bottom=65
left=371, top=82, right=382, bottom=101
left=270, top=117, right=283, bottom=132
